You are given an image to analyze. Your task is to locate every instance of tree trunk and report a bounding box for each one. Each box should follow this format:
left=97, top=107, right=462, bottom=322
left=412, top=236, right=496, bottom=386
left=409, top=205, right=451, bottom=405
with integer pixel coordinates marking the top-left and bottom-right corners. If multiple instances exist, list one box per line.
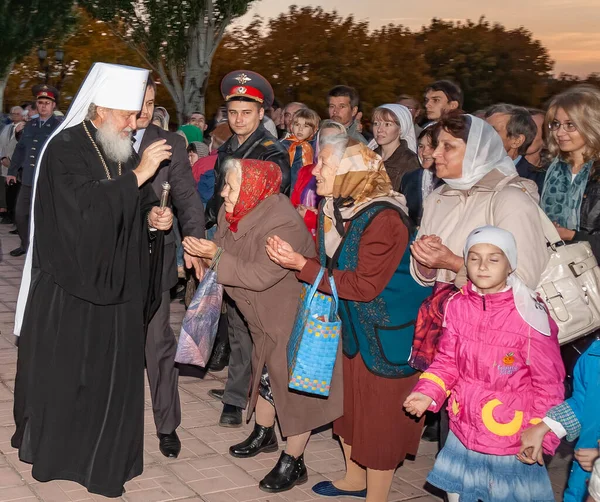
left=181, top=0, right=229, bottom=121
left=0, top=62, right=15, bottom=113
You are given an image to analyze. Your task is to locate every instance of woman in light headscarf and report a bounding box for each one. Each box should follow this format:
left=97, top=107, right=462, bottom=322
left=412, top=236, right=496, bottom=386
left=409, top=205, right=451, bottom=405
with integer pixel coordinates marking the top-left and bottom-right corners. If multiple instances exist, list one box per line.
left=266, top=133, right=430, bottom=502
left=368, top=104, right=420, bottom=190
left=409, top=111, right=549, bottom=380
left=152, top=106, right=170, bottom=130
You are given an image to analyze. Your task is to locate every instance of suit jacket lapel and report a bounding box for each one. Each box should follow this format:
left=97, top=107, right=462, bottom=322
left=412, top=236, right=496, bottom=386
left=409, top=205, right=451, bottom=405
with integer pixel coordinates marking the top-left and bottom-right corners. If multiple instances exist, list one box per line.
left=139, top=124, right=158, bottom=154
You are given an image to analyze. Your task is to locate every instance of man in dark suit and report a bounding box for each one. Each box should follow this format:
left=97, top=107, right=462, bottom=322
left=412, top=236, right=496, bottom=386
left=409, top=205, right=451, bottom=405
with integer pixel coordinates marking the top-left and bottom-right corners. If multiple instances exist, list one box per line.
left=485, top=103, right=545, bottom=195
left=134, top=79, right=205, bottom=458
left=6, top=85, right=61, bottom=256
left=205, top=70, right=291, bottom=428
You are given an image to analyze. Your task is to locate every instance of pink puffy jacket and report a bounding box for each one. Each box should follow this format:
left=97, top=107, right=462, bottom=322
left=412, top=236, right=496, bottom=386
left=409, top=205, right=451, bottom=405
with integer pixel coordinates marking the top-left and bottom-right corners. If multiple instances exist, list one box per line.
left=413, top=283, right=565, bottom=456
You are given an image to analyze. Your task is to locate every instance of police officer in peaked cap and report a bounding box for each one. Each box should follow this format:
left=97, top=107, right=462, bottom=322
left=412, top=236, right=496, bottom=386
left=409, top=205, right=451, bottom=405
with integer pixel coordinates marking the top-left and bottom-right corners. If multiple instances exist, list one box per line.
left=205, top=70, right=290, bottom=427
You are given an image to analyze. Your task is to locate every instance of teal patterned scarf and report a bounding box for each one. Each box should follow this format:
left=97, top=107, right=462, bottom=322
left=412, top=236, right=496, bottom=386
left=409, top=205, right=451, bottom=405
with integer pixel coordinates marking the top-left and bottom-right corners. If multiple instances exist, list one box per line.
left=541, top=158, right=592, bottom=231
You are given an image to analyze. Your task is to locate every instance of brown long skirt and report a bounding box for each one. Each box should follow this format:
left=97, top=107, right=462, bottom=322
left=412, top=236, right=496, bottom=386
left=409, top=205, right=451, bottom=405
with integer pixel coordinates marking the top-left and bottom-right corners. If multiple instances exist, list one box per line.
left=333, top=354, right=424, bottom=471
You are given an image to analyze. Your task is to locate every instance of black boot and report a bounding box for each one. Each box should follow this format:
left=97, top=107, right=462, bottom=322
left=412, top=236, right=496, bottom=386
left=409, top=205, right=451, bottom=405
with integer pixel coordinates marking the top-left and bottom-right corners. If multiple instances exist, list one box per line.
left=259, top=451, right=308, bottom=493
left=208, top=340, right=231, bottom=372
left=229, top=423, right=278, bottom=458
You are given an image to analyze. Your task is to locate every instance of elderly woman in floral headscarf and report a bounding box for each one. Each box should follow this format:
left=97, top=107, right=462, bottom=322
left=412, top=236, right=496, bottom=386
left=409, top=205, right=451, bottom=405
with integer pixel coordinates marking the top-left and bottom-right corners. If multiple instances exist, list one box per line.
left=182, top=159, right=342, bottom=494
left=266, top=134, right=430, bottom=502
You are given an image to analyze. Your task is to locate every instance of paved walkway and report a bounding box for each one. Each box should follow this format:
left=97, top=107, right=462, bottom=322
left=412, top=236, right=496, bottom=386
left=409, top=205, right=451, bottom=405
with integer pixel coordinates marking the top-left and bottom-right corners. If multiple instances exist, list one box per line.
left=0, top=223, right=574, bottom=501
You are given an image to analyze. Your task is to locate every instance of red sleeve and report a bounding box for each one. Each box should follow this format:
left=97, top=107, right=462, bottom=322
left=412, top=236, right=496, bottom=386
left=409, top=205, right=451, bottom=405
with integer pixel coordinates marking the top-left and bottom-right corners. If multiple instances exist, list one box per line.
left=297, top=209, right=408, bottom=301
left=290, top=164, right=315, bottom=207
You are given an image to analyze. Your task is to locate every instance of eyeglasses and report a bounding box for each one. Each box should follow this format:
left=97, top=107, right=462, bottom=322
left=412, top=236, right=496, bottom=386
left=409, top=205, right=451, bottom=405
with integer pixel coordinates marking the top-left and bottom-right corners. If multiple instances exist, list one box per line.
left=548, top=120, right=577, bottom=133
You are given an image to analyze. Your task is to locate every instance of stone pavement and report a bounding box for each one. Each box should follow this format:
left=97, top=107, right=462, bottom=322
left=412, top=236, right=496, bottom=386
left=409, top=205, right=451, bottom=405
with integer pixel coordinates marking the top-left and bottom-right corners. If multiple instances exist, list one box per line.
left=0, top=223, right=574, bottom=501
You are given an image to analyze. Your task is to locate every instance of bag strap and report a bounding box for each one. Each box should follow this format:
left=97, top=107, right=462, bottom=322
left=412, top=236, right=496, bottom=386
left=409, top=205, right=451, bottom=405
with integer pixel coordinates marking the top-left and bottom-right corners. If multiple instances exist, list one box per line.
left=307, top=266, right=339, bottom=322
left=487, top=176, right=563, bottom=250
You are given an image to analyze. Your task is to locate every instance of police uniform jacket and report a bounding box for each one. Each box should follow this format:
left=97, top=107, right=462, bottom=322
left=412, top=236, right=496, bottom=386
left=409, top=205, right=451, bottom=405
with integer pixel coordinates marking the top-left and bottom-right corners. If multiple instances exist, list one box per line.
left=205, top=123, right=291, bottom=228
left=8, top=115, right=61, bottom=186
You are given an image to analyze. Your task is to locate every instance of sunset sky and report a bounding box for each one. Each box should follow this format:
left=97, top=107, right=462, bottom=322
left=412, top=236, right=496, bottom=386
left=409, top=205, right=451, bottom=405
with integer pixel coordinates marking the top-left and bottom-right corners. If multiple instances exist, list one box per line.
left=236, top=0, right=600, bottom=77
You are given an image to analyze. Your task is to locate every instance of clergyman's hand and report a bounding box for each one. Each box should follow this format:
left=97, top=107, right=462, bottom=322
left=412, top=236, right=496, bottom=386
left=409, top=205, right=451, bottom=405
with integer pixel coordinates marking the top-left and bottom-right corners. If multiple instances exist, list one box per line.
left=148, top=207, right=173, bottom=231
left=134, top=139, right=172, bottom=186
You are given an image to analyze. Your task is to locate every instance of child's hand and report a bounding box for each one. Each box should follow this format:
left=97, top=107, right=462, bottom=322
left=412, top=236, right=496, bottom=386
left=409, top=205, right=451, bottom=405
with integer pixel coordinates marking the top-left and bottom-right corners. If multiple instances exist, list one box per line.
left=517, top=422, right=550, bottom=465
left=403, top=392, right=433, bottom=417
left=575, top=448, right=600, bottom=472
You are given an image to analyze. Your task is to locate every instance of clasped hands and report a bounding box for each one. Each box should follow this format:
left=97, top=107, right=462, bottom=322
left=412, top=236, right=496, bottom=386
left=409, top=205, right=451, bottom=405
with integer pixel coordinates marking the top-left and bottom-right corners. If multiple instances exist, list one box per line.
left=410, top=234, right=463, bottom=273
left=265, top=235, right=307, bottom=271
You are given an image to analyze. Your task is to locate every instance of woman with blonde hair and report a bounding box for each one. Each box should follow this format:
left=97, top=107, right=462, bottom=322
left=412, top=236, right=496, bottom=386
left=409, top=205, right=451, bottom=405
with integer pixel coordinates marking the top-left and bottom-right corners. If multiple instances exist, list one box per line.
left=540, top=84, right=600, bottom=261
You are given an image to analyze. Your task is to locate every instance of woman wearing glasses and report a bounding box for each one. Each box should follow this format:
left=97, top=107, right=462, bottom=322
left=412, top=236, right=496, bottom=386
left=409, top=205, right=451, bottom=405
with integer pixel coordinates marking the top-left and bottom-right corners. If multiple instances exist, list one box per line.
left=540, top=85, right=600, bottom=261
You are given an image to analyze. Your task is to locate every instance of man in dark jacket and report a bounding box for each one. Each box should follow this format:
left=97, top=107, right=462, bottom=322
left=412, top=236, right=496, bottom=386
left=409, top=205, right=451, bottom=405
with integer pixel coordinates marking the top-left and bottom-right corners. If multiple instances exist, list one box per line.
left=134, top=79, right=205, bottom=458
left=6, top=85, right=61, bottom=256
left=205, top=70, right=291, bottom=427
left=485, top=103, right=545, bottom=195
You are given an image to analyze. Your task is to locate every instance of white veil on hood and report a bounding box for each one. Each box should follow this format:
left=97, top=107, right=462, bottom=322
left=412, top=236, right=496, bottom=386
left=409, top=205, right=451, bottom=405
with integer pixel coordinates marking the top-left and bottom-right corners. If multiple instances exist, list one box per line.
left=14, top=63, right=149, bottom=336
left=368, top=104, right=417, bottom=153
left=442, top=115, right=517, bottom=191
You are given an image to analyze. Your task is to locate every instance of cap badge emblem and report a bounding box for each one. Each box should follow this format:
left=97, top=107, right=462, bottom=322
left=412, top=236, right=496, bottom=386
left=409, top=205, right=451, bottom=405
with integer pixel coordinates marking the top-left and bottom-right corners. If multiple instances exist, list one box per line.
left=235, top=73, right=252, bottom=85
left=237, top=86, right=247, bottom=94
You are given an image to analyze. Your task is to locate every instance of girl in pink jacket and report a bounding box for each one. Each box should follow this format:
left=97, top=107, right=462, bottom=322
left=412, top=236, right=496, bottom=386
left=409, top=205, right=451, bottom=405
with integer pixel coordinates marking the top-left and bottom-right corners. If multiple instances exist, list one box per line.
left=404, top=226, right=565, bottom=502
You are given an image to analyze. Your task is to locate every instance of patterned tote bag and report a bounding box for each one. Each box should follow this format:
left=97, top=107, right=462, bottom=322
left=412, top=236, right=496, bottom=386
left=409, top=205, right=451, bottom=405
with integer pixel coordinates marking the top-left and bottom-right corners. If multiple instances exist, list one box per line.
left=287, top=267, right=341, bottom=397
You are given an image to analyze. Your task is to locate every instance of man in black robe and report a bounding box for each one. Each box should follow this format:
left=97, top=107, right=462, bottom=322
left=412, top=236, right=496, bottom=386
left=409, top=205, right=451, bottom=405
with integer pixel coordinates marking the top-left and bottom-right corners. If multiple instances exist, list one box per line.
left=11, top=63, right=173, bottom=498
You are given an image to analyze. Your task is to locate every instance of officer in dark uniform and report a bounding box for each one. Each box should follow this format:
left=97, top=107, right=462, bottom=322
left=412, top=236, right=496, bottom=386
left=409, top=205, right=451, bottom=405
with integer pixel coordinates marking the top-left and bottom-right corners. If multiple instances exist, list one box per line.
left=7, top=85, right=61, bottom=256
left=206, top=71, right=291, bottom=427
left=205, top=71, right=290, bottom=228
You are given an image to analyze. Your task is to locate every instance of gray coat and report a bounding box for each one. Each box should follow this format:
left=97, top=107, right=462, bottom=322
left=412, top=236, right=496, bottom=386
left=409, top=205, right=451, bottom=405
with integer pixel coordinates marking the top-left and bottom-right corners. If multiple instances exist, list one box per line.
left=215, top=194, right=343, bottom=437
left=139, top=124, right=205, bottom=290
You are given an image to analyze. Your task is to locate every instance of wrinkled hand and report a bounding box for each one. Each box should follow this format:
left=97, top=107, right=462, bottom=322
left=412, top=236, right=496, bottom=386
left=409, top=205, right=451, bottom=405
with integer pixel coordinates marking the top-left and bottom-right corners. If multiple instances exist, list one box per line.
left=182, top=236, right=218, bottom=260
left=403, top=392, right=433, bottom=418
left=517, top=422, right=549, bottom=465
left=553, top=222, right=576, bottom=242
left=265, top=235, right=307, bottom=271
left=410, top=235, right=463, bottom=272
left=134, top=139, right=172, bottom=186
left=575, top=448, right=600, bottom=472
left=148, top=206, right=173, bottom=231
left=184, top=251, right=205, bottom=281
left=5, top=175, right=16, bottom=185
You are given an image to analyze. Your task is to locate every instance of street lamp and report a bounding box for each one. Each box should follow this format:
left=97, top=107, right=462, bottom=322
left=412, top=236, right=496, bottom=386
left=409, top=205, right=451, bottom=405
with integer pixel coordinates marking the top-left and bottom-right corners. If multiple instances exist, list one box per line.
left=37, top=48, right=66, bottom=85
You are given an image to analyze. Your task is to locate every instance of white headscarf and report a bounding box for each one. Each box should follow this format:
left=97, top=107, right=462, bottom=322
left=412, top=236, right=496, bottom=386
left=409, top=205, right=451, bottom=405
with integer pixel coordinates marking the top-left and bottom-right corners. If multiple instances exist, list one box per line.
left=443, top=115, right=517, bottom=191
left=368, top=104, right=417, bottom=153
left=14, top=63, right=150, bottom=336
left=464, top=226, right=551, bottom=336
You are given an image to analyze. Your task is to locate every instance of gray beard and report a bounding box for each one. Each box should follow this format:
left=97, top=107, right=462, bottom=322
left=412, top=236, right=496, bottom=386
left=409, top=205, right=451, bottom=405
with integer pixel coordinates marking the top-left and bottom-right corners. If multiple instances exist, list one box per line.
left=96, top=122, right=134, bottom=164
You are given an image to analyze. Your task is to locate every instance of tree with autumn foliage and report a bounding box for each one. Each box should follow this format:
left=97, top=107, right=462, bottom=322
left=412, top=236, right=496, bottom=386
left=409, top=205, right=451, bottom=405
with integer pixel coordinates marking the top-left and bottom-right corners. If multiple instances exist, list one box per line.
left=0, top=0, right=76, bottom=111
left=80, top=0, right=256, bottom=122
left=207, top=7, right=557, bottom=119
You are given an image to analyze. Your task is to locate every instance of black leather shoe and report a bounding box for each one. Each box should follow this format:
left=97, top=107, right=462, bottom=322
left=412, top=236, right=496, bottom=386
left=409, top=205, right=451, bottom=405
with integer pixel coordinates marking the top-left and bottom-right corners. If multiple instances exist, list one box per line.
left=208, top=388, right=224, bottom=401
left=208, top=341, right=231, bottom=371
left=158, top=430, right=181, bottom=458
left=259, top=451, right=308, bottom=493
left=219, top=404, right=242, bottom=428
left=229, top=423, right=278, bottom=458
left=8, top=229, right=18, bottom=234
left=9, top=247, right=25, bottom=257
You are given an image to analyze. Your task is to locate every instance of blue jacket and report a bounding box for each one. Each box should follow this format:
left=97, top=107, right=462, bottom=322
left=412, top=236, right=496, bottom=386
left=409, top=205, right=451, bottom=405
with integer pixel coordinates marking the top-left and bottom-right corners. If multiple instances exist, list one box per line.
left=8, top=115, right=61, bottom=186
left=547, top=339, right=600, bottom=501
left=318, top=202, right=430, bottom=377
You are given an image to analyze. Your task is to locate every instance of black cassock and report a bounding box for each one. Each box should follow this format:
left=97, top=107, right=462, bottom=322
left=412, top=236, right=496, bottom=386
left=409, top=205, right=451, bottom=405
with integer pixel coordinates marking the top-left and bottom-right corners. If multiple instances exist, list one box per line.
left=11, top=121, right=163, bottom=498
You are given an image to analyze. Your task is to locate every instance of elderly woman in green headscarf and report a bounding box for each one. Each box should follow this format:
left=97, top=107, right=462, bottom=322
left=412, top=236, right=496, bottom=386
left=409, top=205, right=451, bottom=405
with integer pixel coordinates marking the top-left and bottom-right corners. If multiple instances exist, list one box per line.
left=178, top=124, right=203, bottom=144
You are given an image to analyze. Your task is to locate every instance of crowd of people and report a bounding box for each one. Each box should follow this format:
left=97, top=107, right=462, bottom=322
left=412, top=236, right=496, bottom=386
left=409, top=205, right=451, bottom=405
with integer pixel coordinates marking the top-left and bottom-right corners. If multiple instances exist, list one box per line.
left=3, top=62, right=600, bottom=502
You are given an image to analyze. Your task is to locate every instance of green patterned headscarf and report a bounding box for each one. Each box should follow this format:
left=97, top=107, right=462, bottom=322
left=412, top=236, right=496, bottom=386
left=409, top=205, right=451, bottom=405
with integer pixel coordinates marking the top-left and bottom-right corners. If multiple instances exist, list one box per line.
left=541, top=158, right=593, bottom=231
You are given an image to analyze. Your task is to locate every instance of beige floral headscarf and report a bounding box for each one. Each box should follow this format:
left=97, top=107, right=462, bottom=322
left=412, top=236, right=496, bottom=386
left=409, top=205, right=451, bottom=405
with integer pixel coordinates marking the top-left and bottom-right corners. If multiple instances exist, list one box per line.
left=322, top=141, right=409, bottom=256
